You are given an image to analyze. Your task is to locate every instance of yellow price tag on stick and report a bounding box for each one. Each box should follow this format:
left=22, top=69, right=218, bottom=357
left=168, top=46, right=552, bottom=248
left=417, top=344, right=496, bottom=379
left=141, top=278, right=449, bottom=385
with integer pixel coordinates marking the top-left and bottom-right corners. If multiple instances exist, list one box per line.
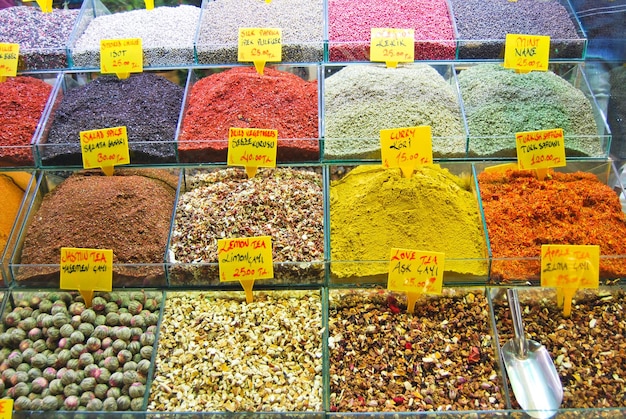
left=238, top=28, right=282, bottom=75
left=380, top=126, right=432, bottom=178
left=388, top=248, right=444, bottom=313
left=541, top=244, right=600, bottom=318
left=60, top=247, right=113, bottom=308
left=144, top=0, right=154, bottom=10
left=100, top=38, right=143, bottom=79
left=516, top=128, right=566, bottom=180
left=504, top=34, right=550, bottom=73
left=80, top=126, right=130, bottom=176
left=228, top=127, right=277, bottom=178
left=0, top=399, right=13, bottom=419
left=218, top=236, right=273, bottom=303
left=36, top=0, right=53, bottom=12
left=370, top=28, right=414, bottom=68
left=0, top=43, right=19, bottom=82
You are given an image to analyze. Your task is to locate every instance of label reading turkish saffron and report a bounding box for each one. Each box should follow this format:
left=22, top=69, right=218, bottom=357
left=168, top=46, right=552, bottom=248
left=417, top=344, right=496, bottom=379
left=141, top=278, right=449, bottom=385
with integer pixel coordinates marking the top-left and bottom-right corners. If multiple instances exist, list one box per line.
left=80, top=126, right=130, bottom=176
left=380, top=126, right=432, bottom=178
left=370, top=28, right=414, bottom=68
left=100, top=38, right=143, bottom=79
left=0, top=43, right=19, bottom=80
left=238, top=28, right=282, bottom=75
left=516, top=128, right=566, bottom=171
left=541, top=244, right=600, bottom=289
left=0, top=398, right=13, bottom=419
left=60, top=247, right=113, bottom=307
left=503, top=34, right=550, bottom=73
left=228, top=127, right=277, bottom=178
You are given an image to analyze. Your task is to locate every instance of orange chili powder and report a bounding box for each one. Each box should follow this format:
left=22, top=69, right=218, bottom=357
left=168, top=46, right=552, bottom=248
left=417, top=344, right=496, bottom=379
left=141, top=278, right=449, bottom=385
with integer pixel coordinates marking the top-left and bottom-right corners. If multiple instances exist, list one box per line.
left=478, top=169, right=626, bottom=283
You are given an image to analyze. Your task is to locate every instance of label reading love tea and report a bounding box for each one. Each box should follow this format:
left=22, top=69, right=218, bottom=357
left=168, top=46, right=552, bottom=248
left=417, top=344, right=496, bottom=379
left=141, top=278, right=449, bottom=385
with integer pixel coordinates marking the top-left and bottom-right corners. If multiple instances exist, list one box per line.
left=80, top=126, right=130, bottom=175
left=370, top=28, right=414, bottom=68
left=238, top=28, right=282, bottom=74
left=228, top=127, right=277, bottom=178
left=100, top=38, right=143, bottom=78
left=60, top=247, right=113, bottom=307
left=388, top=248, right=444, bottom=294
left=504, top=34, right=550, bottom=72
left=0, top=43, right=19, bottom=79
left=381, top=126, right=432, bottom=178
left=516, top=128, right=566, bottom=170
left=541, top=244, right=600, bottom=289
left=218, top=236, right=273, bottom=282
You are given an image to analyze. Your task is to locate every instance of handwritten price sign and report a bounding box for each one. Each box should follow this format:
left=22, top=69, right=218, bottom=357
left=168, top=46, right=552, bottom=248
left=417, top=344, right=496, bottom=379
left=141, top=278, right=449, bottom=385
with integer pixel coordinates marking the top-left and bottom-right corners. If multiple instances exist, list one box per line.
left=370, top=28, right=414, bottom=68
left=504, top=34, right=550, bottom=73
left=60, top=247, right=113, bottom=307
left=388, top=248, right=444, bottom=313
left=381, top=126, right=432, bottom=178
left=516, top=128, right=566, bottom=171
left=238, top=28, right=282, bottom=74
left=100, top=38, right=143, bottom=79
left=0, top=399, right=12, bottom=418
left=80, top=126, right=130, bottom=176
left=228, top=127, right=277, bottom=178
left=0, top=43, right=19, bottom=80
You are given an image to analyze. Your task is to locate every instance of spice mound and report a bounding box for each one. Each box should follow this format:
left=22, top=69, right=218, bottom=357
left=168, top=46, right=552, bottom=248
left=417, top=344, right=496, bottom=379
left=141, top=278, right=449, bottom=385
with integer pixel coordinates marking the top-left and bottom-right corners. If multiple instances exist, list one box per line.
left=148, top=291, right=323, bottom=412
left=169, top=168, right=324, bottom=285
left=329, top=289, right=505, bottom=412
left=478, top=169, right=626, bottom=282
left=330, top=165, right=488, bottom=281
left=178, top=67, right=319, bottom=163
left=40, top=73, right=182, bottom=166
left=327, top=0, right=455, bottom=61
left=0, top=77, right=53, bottom=166
left=458, top=64, right=602, bottom=157
left=16, top=169, right=177, bottom=286
left=324, top=64, right=466, bottom=160
left=0, top=172, right=31, bottom=253
left=494, top=288, right=626, bottom=408
left=450, top=0, right=583, bottom=59
left=0, top=6, right=79, bottom=70
left=0, top=290, right=162, bottom=412
left=72, top=5, right=200, bottom=67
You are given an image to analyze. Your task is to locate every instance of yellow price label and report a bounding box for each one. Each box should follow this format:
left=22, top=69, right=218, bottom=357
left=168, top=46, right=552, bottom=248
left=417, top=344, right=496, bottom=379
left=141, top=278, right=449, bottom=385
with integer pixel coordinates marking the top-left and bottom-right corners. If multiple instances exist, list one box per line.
left=238, top=28, right=282, bottom=75
left=388, top=248, right=444, bottom=313
left=370, top=28, right=414, bottom=68
left=504, top=34, right=550, bottom=73
left=144, top=0, right=154, bottom=10
left=218, top=236, right=274, bottom=303
left=380, top=126, right=432, bottom=178
left=228, top=127, right=277, bottom=178
left=0, top=399, right=13, bottom=418
left=100, top=38, right=143, bottom=79
left=80, top=126, right=130, bottom=176
left=60, top=247, right=113, bottom=307
left=516, top=128, right=566, bottom=171
left=35, top=0, right=53, bottom=12
left=0, top=43, right=19, bottom=81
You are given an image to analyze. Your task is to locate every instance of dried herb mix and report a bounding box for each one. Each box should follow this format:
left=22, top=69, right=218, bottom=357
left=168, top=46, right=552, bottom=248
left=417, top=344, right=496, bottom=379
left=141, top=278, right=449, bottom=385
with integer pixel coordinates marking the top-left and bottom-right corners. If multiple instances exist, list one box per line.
left=458, top=64, right=603, bottom=158
left=169, top=168, right=324, bottom=285
left=16, top=169, right=178, bottom=286
left=330, top=165, right=488, bottom=281
left=324, top=64, right=466, bottom=160
left=478, top=169, right=626, bottom=282
left=178, top=67, right=319, bottom=163
left=329, top=289, right=505, bottom=412
left=0, top=76, right=53, bottom=166
left=40, top=73, right=183, bottom=166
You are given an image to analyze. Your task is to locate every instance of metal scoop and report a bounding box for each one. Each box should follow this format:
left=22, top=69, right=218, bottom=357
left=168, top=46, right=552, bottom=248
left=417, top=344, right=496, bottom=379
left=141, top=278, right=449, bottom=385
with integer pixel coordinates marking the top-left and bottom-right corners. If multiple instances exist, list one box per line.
left=501, top=289, right=563, bottom=419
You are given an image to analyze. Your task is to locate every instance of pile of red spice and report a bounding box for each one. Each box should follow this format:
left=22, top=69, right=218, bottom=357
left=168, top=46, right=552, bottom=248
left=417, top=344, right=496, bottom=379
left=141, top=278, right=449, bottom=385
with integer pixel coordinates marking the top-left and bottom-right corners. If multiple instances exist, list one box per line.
left=0, top=76, right=53, bottom=166
left=478, top=169, right=626, bottom=283
left=178, top=67, right=319, bottom=163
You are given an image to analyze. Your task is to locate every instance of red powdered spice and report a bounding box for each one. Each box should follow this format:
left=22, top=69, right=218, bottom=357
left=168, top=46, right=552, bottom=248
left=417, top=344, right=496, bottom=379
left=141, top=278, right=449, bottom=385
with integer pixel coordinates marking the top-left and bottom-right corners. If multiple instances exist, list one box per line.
left=178, top=67, right=319, bottom=163
left=0, top=76, right=53, bottom=166
left=478, top=169, right=626, bottom=283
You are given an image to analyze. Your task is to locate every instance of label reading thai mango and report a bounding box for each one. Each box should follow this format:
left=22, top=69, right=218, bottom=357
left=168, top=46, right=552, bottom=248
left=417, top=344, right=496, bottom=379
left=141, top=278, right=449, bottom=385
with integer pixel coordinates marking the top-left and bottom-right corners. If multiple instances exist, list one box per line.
left=516, top=128, right=566, bottom=171
left=504, top=34, right=550, bottom=73
left=541, top=244, right=600, bottom=289
left=238, top=28, right=282, bottom=75
left=60, top=247, right=113, bottom=307
left=387, top=248, right=444, bottom=295
left=381, top=126, right=432, bottom=178
left=0, top=43, right=19, bottom=80
left=370, top=28, right=414, bottom=68
left=100, top=38, right=143, bottom=79
left=228, top=127, right=277, bottom=178
left=0, top=398, right=13, bottom=419
left=80, top=126, right=130, bottom=176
